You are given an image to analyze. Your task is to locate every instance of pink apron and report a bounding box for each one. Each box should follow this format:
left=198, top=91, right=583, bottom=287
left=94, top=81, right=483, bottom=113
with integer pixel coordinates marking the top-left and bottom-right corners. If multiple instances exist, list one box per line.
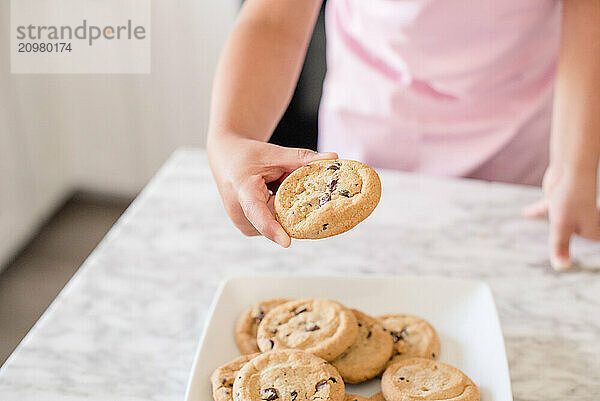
left=318, top=0, right=562, bottom=185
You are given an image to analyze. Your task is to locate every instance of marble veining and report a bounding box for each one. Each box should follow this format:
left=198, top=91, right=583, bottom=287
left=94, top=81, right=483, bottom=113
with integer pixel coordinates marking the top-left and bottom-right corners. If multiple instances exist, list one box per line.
left=0, top=149, right=598, bottom=400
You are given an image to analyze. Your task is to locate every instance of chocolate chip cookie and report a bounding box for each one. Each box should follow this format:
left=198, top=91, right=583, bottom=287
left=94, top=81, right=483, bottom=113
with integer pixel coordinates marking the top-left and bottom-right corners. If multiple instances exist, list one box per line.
left=381, top=358, right=480, bottom=401
left=233, top=349, right=345, bottom=401
left=274, top=160, right=381, bottom=239
left=345, top=395, right=370, bottom=401
left=235, top=298, right=291, bottom=354
left=211, top=353, right=260, bottom=401
left=331, top=309, right=394, bottom=383
left=256, top=299, right=358, bottom=361
left=377, top=314, right=440, bottom=366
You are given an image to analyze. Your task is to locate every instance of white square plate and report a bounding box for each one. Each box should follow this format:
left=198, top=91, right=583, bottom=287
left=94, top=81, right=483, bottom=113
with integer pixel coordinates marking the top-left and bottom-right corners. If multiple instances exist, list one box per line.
left=185, top=275, right=512, bottom=401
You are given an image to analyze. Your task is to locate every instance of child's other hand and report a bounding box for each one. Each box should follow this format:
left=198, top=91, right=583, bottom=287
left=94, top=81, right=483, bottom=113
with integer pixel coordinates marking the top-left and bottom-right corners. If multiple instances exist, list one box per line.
left=207, top=134, right=337, bottom=248
left=524, top=166, right=600, bottom=271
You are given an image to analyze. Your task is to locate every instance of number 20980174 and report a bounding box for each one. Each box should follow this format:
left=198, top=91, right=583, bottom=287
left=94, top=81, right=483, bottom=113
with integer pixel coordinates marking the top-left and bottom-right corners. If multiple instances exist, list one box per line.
left=18, top=42, right=72, bottom=53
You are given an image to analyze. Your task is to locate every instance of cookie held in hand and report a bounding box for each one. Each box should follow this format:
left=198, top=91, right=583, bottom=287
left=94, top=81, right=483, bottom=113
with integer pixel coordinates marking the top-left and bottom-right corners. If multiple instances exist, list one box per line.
left=274, top=160, right=381, bottom=239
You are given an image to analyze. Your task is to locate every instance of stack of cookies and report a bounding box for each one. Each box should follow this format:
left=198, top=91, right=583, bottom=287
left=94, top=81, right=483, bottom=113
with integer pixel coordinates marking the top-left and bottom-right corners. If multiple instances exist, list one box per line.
left=210, top=298, right=480, bottom=401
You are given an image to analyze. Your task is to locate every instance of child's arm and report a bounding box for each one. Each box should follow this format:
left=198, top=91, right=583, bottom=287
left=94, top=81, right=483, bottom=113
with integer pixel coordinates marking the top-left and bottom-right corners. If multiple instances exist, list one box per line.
left=207, top=0, right=335, bottom=247
left=524, top=0, right=600, bottom=270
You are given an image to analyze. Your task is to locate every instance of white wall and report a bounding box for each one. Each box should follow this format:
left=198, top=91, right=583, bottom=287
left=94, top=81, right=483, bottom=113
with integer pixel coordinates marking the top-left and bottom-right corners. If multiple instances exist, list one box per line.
left=62, top=0, right=238, bottom=195
left=0, top=0, right=238, bottom=267
left=0, top=0, right=71, bottom=267
left=0, top=75, right=71, bottom=269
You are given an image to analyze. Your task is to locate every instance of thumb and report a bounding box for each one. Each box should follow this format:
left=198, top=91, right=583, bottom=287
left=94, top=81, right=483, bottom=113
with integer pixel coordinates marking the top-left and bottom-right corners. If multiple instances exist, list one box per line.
left=578, top=210, right=600, bottom=241
left=549, top=219, right=573, bottom=271
left=275, top=146, right=339, bottom=171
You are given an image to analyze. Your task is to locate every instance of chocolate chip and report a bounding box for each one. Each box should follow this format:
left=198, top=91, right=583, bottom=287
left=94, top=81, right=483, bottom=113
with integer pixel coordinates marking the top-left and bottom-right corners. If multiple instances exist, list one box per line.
left=291, top=391, right=298, bottom=401
left=315, top=380, right=328, bottom=392
left=228, top=383, right=233, bottom=388
left=391, top=328, right=408, bottom=343
left=358, top=323, right=362, bottom=327
left=253, top=308, right=265, bottom=324
left=339, top=190, right=350, bottom=197
left=221, top=378, right=227, bottom=385
left=399, top=377, right=405, bottom=381
left=327, top=165, right=340, bottom=171
left=271, top=329, right=278, bottom=335
left=327, top=179, right=338, bottom=191
left=322, top=224, right=328, bottom=230
left=306, top=323, right=320, bottom=332
left=432, top=353, right=436, bottom=358
left=294, top=306, right=308, bottom=315
left=261, top=388, right=279, bottom=401
left=328, top=377, right=337, bottom=383
left=319, top=194, right=331, bottom=206
left=366, top=330, right=372, bottom=339
left=263, top=339, right=274, bottom=350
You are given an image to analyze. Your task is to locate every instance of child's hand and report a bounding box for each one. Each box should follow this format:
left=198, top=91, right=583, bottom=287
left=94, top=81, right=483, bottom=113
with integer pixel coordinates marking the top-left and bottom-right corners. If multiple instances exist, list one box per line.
left=208, top=134, right=337, bottom=248
left=524, top=166, right=600, bottom=270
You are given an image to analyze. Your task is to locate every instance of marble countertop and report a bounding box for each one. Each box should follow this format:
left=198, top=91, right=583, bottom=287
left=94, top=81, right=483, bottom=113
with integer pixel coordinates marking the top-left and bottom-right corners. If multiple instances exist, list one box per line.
left=1, top=149, right=599, bottom=401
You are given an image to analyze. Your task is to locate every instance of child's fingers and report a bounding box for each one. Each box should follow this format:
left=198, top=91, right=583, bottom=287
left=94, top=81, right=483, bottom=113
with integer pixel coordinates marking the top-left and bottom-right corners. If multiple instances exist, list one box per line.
left=238, top=177, right=291, bottom=248
left=523, top=198, right=549, bottom=218
left=275, top=146, right=339, bottom=171
left=581, top=227, right=600, bottom=241
left=549, top=219, right=573, bottom=271
left=221, top=190, right=261, bottom=236
left=231, top=208, right=261, bottom=237
left=578, top=210, right=600, bottom=241
left=266, top=172, right=291, bottom=194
